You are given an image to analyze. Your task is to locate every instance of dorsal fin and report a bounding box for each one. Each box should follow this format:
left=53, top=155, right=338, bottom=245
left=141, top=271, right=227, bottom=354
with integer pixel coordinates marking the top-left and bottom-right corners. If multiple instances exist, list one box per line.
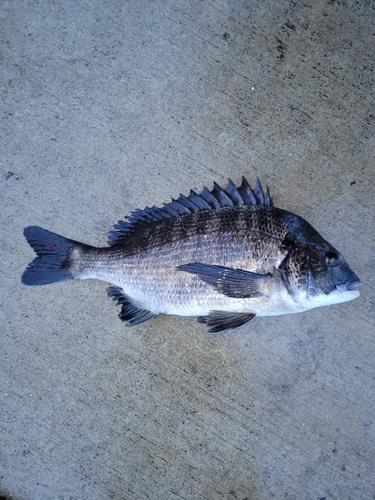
left=108, top=177, right=273, bottom=245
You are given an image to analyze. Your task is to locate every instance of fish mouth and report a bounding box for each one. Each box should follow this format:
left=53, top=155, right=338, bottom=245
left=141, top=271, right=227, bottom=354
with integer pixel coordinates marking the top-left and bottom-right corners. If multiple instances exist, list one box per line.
left=336, top=278, right=362, bottom=293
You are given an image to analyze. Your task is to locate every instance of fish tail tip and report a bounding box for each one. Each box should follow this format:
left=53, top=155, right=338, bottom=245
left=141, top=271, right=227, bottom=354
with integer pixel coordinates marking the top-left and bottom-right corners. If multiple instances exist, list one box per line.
left=22, top=226, right=77, bottom=286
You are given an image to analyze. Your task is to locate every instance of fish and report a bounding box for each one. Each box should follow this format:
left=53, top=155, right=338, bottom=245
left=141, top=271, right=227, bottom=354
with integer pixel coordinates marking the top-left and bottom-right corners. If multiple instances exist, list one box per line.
left=21, top=178, right=361, bottom=333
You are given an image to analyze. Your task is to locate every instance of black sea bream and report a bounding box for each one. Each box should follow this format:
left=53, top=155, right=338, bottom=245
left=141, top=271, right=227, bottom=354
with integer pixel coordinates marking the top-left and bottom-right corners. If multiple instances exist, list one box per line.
left=22, top=178, right=361, bottom=333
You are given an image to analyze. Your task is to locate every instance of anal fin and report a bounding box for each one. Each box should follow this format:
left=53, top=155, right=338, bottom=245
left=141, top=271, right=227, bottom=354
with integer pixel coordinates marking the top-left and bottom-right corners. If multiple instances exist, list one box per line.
left=198, top=311, right=256, bottom=334
left=107, top=286, right=158, bottom=326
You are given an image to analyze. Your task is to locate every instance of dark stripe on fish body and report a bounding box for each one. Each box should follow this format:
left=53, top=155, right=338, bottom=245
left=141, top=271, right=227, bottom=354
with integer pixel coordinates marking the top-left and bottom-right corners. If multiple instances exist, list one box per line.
left=108, top=205, right=295, bottom=259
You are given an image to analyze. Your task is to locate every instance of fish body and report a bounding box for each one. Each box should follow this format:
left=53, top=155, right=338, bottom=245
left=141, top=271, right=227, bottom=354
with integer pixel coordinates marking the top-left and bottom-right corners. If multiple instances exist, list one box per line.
left=22, top=178, right=361, bottom=333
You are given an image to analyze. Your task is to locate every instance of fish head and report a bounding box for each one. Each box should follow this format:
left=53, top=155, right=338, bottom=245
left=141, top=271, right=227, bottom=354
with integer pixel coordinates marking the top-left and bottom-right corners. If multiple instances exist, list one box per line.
left=280, top=225, right=361, bottom=310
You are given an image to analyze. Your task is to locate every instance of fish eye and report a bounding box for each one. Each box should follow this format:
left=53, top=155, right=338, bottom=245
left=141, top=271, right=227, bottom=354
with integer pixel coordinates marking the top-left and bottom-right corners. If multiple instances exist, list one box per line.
left=326, top=252, right=339, bottom=267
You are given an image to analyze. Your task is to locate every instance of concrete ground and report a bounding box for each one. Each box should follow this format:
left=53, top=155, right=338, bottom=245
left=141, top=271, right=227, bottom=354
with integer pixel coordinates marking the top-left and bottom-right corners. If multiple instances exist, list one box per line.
left=1, top=1, right=374, bottom=499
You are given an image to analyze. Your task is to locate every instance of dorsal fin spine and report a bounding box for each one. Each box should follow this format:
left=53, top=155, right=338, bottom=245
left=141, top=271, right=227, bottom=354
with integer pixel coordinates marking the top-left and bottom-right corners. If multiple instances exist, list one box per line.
left=212, top=182, right=233, bottom=206
left=238, top=177, right=257, bottom=204
left=199, top=186, right=221, bottom=209
left=224, top=178, right=243, bottom=206
left=188, top=190, right=212, bottom=210
left=253, top=178, right=265, bottom=204
left=176, top=194, right=200, bottom=213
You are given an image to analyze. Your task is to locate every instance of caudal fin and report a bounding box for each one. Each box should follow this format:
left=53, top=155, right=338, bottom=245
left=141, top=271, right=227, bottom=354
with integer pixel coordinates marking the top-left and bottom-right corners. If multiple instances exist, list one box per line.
left=22, top=226, right=78, bottom=286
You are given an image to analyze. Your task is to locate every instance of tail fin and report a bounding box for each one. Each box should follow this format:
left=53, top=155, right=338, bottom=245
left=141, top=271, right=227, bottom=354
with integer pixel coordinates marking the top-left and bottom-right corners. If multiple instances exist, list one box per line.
left=22, top=226, right=79, bottom=286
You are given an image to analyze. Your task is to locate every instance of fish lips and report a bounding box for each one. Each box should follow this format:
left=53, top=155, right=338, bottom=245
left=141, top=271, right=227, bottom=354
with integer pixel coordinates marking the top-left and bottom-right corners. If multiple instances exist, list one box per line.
left=336, top=278, right=362, bottom=293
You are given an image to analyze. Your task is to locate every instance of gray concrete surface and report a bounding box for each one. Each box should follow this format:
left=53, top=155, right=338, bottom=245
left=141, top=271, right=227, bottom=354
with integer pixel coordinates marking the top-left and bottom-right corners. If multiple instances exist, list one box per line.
left=1, top=1, right=374, bottom=499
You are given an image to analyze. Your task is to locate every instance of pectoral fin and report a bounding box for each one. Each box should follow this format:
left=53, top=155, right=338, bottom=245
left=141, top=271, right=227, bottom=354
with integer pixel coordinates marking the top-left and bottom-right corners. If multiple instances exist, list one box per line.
left=177, top=262, right=271, bottom=298
left=198, top=311, right=256, bottom=334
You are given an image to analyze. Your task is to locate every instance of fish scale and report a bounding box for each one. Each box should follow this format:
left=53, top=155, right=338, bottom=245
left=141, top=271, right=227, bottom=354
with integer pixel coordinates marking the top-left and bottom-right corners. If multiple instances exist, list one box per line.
left=22, top=178, right=361, bottom=333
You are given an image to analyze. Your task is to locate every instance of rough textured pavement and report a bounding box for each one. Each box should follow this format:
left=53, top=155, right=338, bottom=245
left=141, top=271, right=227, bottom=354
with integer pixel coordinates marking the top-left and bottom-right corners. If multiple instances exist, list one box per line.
left=1, top=1, right=374, bottom=499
